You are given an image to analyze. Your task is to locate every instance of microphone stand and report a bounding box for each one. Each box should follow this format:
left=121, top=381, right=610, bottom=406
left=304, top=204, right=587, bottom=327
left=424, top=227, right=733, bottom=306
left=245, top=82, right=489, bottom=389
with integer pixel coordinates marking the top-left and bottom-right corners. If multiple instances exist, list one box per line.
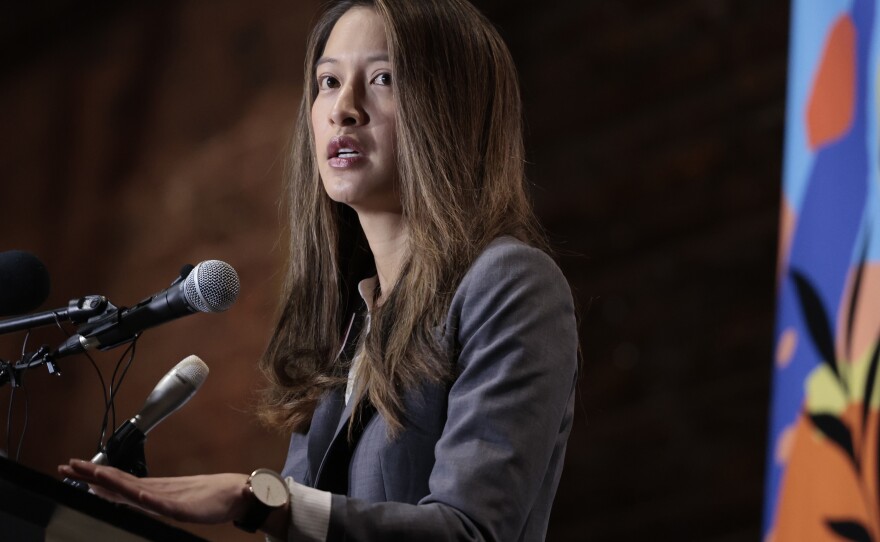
left=0, top=295, right=111, bottom=336
left=92, top=422, right=149, bottom=477
left=0, top=296, right=115, bottom=388
left=0, top=346, right=57, bottom=388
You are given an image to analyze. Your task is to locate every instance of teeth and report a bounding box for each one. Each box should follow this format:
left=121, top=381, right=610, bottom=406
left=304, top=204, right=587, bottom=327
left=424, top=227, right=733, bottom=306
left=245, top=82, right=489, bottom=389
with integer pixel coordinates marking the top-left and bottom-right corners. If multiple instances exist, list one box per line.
left=338, top=151, right=359, bottom=158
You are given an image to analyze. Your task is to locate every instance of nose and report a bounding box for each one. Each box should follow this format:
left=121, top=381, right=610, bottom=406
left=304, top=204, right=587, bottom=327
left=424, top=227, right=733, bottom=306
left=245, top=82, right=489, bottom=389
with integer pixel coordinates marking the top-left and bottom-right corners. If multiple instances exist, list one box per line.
left=330, top=82, right=367, bottom=127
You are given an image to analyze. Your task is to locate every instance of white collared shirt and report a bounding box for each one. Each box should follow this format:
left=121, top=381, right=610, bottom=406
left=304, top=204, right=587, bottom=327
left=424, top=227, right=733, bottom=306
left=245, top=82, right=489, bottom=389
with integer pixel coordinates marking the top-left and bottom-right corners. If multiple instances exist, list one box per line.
left=344, top=276, right=378, bottom=405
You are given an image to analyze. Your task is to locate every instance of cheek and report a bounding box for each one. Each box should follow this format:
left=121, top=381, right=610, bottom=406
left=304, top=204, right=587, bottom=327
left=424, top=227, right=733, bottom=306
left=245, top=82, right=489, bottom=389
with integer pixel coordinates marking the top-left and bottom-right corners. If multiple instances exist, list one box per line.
left=385, top=111, right=398, bottom=155
left=310, top=115, right=327, bottom=168
left=310, top=106, right=320, bottom=142
left=310, top=101, right=325, bottom=141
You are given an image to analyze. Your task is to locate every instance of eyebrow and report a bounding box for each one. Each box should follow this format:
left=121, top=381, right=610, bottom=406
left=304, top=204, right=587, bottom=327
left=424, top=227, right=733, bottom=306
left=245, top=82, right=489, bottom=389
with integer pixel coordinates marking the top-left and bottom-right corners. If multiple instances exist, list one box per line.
left=315, top=53, right=390, bottom=67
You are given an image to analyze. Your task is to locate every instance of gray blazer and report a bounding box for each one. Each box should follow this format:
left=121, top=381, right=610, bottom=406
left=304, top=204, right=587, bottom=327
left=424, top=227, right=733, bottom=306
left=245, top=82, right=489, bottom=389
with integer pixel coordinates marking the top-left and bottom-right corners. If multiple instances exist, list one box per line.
left=281, top=237, right=578, bottom=541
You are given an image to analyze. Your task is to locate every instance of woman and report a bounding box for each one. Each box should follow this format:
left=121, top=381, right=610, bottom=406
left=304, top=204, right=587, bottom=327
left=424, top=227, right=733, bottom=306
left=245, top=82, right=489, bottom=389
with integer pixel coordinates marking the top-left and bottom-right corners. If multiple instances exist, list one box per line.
left=60, top=1, right=578, bottom=540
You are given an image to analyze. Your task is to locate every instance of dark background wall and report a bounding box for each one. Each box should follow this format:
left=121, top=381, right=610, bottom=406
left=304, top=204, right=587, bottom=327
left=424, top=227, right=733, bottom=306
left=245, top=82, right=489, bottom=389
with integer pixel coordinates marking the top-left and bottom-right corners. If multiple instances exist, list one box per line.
left=0, top=1, right=788, bottom=540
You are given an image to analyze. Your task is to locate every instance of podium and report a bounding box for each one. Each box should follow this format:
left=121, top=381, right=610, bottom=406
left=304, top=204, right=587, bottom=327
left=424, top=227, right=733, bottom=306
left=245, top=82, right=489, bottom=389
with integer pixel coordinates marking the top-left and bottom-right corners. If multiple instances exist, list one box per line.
left=0, top=456, right=205, bottom=541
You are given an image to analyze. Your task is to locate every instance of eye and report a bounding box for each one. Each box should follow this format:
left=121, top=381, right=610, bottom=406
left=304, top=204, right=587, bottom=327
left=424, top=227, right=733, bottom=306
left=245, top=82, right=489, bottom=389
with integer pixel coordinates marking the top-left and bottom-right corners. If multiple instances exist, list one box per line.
left=372, top=72, right=392, bottom=86
left=318, top=75, right=340, bottom=90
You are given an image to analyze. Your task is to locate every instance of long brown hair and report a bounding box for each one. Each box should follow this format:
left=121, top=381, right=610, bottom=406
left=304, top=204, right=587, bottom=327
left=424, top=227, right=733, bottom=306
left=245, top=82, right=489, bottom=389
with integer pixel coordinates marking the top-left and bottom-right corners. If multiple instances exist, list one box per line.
left=258, top=0, right=546, bottom=435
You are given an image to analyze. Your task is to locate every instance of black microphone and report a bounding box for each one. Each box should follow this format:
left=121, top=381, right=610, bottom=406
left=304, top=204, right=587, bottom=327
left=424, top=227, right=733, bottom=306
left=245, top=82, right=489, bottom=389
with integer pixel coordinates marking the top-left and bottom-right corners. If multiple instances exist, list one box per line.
left=53, top=260, right=239, bottom=358
left=0, top=250, right=50, bottom=317
left=91, top=354, right=210, bottom=475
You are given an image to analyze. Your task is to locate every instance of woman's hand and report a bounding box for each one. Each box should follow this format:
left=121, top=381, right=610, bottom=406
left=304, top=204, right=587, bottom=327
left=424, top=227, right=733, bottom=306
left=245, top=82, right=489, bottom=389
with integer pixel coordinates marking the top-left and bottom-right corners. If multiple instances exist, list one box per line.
left=58, top=459, right=250, bottom=524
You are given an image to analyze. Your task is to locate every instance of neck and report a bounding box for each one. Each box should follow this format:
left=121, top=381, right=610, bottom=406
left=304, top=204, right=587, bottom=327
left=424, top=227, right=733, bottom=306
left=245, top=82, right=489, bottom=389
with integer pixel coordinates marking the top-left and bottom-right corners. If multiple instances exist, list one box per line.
left=356, top=210, right=408, bottom=300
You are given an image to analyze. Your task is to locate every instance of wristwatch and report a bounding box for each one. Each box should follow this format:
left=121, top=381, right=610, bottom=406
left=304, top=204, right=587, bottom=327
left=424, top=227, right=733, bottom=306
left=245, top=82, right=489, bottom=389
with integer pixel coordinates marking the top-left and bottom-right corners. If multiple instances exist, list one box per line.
left=233, top=468, right=290, bottom=533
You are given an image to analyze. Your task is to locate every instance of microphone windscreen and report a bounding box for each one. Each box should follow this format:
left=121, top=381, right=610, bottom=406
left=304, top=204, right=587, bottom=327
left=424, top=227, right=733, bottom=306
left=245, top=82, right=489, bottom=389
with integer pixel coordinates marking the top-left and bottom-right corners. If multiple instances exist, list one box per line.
left=183, top=260, right=240, bottom=313
left=0, top=250, right=50, bottom=317
left=174, top=354, right=210, bottom=389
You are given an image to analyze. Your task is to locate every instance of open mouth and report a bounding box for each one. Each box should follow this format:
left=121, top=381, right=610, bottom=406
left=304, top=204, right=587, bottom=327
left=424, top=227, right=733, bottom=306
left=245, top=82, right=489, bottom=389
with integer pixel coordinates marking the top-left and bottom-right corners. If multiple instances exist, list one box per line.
left=327, top=136, right=364, bottom=164
left=335, top=148, right=360, bottom=158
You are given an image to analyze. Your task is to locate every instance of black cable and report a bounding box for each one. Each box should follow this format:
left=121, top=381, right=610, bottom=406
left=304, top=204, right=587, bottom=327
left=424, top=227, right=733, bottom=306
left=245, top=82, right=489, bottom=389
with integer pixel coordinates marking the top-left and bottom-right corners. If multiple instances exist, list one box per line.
left=106, top=339, right=136, bottom=427
left=99, top=336, right=139, bottom=450
left=51, top=312, right=110, bottom=415
left=3, top=331, right=33, bottom=460
left=20, top=330, right=30, bottom=360
left=107, top=345, right=131, bottom=428
left=12, top=331, right=31, bottom=461
left=50, top=312, right=114, bottom=453
left=15, top=384, right=27, bottom=461
left=5, top=386, right=14, bottom=459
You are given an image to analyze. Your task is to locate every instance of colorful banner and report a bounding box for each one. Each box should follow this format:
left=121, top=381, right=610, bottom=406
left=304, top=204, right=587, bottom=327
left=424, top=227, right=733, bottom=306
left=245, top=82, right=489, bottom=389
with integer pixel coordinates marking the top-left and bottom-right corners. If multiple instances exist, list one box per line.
left=766, top=0, right=880, bottom=540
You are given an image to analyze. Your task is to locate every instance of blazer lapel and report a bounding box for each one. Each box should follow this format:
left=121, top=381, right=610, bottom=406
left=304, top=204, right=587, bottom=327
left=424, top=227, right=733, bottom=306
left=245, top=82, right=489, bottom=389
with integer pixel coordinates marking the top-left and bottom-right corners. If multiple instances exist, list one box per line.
left=306, top=388, right=346, bottom=486
left=311, top=309, right=368, bottom=492
left=313, top=398, right=376, bottom=493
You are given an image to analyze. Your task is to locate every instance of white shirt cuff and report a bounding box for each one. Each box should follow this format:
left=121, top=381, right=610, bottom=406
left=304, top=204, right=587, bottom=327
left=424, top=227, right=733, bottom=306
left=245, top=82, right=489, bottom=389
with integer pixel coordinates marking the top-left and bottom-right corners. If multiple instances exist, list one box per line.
left=265, top=478, right=331, bottom=542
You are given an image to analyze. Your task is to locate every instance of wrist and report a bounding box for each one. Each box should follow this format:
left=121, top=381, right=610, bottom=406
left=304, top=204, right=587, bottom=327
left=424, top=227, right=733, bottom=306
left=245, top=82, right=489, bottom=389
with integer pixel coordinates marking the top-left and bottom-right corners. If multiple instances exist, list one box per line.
left=260, top=500, right=291, bottom=539
left=233, top=468, right=290, bottom=534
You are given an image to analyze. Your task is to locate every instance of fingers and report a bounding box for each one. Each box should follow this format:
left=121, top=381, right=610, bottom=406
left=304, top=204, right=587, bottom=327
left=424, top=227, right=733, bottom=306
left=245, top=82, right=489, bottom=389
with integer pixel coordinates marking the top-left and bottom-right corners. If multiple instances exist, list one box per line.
left=59, top=459, right=119, bottom=482
left=58, top=459, right=92, bottom=478
left=58, top=461, right=145, bottom=511
left=59, top=460, right=145, bottom=504
left=59, top=461, right=106, bottom=488
left=58, top=460, right=194, bottom=520
left=57, top=463, right=251, bottom=525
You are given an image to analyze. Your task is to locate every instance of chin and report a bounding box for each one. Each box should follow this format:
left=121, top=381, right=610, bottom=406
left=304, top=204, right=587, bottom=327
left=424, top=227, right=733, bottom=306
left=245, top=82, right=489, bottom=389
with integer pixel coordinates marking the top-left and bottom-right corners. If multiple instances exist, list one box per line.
left=325, top=189, right=361, bottom=207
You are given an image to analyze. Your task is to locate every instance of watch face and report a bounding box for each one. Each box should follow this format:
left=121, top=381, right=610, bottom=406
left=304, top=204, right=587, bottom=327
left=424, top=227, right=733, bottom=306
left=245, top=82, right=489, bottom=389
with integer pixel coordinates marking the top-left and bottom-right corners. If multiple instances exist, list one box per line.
left=251, top=470, right=288, bottom=507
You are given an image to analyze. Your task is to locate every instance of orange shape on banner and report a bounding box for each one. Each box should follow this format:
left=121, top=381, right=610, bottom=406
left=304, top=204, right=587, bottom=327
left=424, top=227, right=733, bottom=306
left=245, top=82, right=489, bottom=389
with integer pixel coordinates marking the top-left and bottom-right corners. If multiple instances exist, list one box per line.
left=806, top=15, right=856, bottom=150
left=773, top=404, right=880, bottom=540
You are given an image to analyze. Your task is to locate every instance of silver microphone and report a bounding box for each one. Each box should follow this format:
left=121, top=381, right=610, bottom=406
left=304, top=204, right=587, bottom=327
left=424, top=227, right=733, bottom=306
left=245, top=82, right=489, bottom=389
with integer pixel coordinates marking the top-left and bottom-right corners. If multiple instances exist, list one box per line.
left=91, top=355, right=209, bottom=470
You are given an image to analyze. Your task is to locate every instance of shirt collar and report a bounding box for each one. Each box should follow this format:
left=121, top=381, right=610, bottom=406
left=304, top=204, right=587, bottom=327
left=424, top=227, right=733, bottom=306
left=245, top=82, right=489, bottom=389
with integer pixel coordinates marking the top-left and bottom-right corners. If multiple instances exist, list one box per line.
left=357, top=276, right=379, bottom=312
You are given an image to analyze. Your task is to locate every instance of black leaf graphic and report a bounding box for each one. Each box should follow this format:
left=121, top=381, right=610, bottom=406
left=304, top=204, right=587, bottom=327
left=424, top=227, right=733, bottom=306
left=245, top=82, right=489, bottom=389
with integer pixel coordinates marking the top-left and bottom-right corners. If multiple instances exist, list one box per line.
left=826, top=519, right=873, bottom=542
left=877, top=345, right=880, bottom=531
left=810, top=414, right=857, bottom=469
left=863, top=341, right=880, bottom=444
left=791, top=269, right=842, bottom=387
left=846, top=228, right=870, bottom=358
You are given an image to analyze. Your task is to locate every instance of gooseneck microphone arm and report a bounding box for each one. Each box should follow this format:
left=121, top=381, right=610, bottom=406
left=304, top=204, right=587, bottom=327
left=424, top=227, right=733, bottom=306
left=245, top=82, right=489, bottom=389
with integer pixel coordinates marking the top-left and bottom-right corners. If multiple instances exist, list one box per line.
left=0, top=296, right=115, bottom=387
left=0, top=295, right=112, bottom=336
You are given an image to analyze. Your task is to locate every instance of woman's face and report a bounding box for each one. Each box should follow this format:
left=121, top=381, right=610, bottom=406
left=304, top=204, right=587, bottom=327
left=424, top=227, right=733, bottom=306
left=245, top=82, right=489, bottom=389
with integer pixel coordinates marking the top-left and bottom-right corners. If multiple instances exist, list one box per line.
left=312, top=7, right=399, bottom=214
